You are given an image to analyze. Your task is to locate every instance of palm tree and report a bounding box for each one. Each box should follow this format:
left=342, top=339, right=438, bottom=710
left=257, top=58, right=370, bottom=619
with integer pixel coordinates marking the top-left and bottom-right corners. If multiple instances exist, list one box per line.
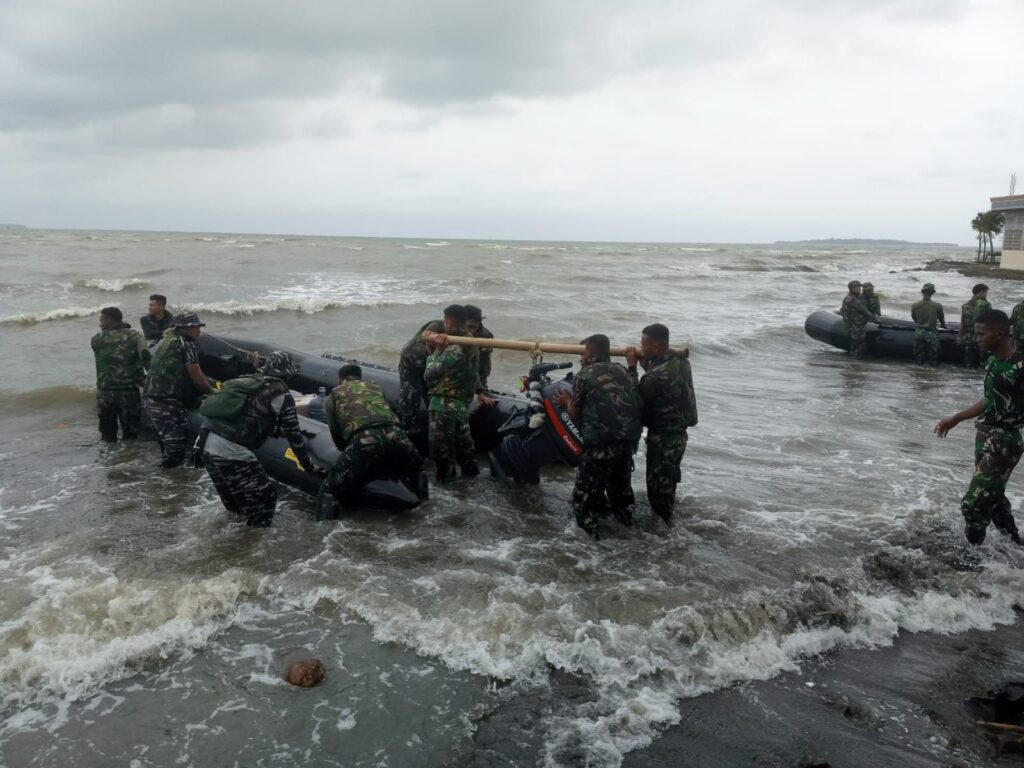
left=972, top=213, right=986, bottom=261
left=982, top=211, right=1005, bottom=262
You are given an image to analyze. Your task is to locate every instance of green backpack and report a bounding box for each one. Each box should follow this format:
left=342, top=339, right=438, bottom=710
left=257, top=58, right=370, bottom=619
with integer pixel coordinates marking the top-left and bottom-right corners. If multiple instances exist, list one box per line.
left=200, top=374, right=276, bottom=449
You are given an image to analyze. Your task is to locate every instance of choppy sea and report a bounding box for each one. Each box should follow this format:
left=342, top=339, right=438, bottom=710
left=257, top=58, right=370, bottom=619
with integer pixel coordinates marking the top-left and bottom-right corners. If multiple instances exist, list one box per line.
left=1, top=229, right=1022, bottom=767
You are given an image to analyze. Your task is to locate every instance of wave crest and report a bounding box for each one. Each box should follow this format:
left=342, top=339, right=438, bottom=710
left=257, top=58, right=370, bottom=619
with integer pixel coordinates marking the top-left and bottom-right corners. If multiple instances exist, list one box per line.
left=81, top=277, right=149, bottom=292
left=0, top=306, right=106, bottom=325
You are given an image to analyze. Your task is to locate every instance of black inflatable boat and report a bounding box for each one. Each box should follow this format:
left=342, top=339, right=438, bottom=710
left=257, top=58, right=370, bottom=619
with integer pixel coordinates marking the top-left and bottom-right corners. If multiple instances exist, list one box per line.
left=804, top=310, right=963, bottom=363
left=192, top=334, right=585, bottom=505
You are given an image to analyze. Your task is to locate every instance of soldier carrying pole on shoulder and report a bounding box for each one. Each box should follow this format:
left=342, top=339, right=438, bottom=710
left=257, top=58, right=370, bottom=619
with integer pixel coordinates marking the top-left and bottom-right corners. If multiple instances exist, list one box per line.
left=625, top=323, right=698, bottom=526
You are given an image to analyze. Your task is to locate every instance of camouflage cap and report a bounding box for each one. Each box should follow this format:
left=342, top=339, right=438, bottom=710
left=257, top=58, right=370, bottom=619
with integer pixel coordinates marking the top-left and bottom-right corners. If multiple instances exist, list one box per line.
left=260, top=350, right=296, bottom=379
left=174, top=312, right=205, bottom=328
left=922, top=283, right=936, bottom=293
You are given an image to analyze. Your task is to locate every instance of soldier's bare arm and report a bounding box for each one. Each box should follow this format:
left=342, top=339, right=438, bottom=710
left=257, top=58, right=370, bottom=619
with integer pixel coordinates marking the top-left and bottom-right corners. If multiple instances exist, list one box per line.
left=186, top=363, right=214, bottom=395
left=934, top=400, right=983, bottom=437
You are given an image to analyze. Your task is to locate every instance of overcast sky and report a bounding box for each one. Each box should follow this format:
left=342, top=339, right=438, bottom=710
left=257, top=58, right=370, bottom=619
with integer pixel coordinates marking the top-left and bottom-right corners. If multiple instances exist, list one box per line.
left=1, top=0, right=1021, bottom=243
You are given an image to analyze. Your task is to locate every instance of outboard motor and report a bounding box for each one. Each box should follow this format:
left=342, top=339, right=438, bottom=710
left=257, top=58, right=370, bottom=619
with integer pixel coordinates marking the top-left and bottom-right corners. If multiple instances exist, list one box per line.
left=489, top=361, right=584, bottom=484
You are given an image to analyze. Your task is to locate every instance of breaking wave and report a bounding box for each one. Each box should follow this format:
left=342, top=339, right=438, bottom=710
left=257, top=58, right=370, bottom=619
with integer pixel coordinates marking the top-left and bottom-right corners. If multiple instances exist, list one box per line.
left=182, top=296, right=432, bottom=316
left=81, top=277, right=149, bottom=292
left=264, top=523, right=1024, bottom=766
left=0, top=556, right=256, bottom=708
left=0, top=306, right=106, bottom=325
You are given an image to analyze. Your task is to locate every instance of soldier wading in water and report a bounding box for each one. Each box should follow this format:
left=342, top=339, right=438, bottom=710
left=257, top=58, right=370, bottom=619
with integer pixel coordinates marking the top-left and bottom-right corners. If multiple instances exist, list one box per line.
left=626, top=323, right=698, bottom=526
left=935, top=309, right=1024, bottom=546
left=322, top=364, right=426, bottom=514
left=840, top=280, right=881, bottom=359
left=143, top=313, right=213, bottom=468
left=554, top=334, right=641, bottom=538
left=198, top=351, right=320, bottom=527
left=425, top=305, right=483, bottom=482
left=91, top=306, right=150, bottom=442
left=910, top=283, right=946, bottom=366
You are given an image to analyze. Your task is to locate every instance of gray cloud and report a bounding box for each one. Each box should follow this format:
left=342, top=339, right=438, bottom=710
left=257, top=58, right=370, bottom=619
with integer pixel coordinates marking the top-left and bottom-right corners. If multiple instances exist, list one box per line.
left=1, top=0, right=950, bottom=144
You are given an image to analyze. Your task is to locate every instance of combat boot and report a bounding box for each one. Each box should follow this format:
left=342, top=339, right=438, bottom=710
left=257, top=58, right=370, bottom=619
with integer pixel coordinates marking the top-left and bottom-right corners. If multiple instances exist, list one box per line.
left=459, top=459, right=480, bottom=478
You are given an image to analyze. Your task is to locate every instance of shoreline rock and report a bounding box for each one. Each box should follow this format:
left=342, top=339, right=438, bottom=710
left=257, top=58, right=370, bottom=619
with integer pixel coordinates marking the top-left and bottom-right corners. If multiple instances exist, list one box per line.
left=922, top=259, right=1024, bottom=281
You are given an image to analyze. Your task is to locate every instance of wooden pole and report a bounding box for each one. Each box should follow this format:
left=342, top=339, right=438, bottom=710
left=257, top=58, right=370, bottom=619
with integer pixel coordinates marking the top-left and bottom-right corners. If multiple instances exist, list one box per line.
left=422, top=332, right=689, bottom=359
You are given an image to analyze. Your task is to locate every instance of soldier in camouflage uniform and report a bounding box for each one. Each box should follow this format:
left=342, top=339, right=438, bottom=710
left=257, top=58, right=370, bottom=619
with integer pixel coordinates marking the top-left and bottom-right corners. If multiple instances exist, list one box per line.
left=201, top=351, right=318, bottom=527
left=861, top=283, right=881, bottom=318
left=554, top=334, right=642, bottom=538
left=960, top=283, right=991, bottom=369
left=626, top=323, right=697, bottom=526
left=140, top=293, right=176, bottom=343
left=1010, top=297, right=1024, bottom=349
left=839, top=280, right=880, bottom=359
left=424, top=305, right=480, bottom=482
left=143, top=312, right=213, bottom=468
left=465, top=305, right=494, bottom=392
left=91, top=307, right=150, bottom=442
left=398, top=320, right=444, bottom=440
left=935, top=309, right=1024, bottom=546
left=324, top=364, right=425, bottom=507
left=910, top=283, right=946, bottom=366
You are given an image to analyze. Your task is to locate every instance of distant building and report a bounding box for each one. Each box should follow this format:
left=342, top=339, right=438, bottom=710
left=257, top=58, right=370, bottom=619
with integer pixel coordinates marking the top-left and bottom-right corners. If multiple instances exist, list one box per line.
left=992, top=194, right=1024, bottom=269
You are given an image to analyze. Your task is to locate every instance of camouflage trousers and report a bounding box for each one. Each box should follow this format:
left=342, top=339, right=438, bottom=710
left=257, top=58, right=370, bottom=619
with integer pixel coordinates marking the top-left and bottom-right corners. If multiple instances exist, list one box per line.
left=98, top=388, right=142, bottom=442
left=143, top=396, right=189, bottom=466
left=960, top=427, right=1022, bottom=544
left=962, top=336, right=984, bottom=369
left=845, top=323, right=867, bottom=359
left=203, top=453, right=277, bottom=527
left=913, top=328, right=941, bottom=366
left=571, top=442, right=635, bottom=537
left=646, top=430, right=688, bottom=523
left=429, top=404, right=478, bottom=481
left=398, top=379, right=427, bottom=436
left=330, top=425, right=424, bottom=501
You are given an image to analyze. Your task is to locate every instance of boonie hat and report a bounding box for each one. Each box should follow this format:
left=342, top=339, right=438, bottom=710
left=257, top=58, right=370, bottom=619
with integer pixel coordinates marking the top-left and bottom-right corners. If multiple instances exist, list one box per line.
left=174, top=312, right=205, bottom=328
left=465, top=304, right=485, bottom=321
left=922, top=283, right=936, bottom=293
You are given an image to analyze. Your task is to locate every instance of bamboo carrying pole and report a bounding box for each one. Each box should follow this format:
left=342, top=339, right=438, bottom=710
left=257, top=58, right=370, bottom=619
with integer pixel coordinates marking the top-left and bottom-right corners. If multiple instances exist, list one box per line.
left=422, top=332, right=689, bottom=359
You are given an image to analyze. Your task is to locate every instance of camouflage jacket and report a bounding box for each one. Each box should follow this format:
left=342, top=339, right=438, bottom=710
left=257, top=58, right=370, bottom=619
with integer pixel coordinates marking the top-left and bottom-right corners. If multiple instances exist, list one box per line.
left=1011, top=301, right=1024, bottom=340
left=960, top=296, right=991, bottom=337
left=571, top=354, right=642, bottom=448
left=862, top=293, right=881, bottom=317
left=91, top=322, right=149, bottom=391
left=144, top=331, right=202, bottom=402
left=399, top=330, right=431, bottom=384
left=911, top=297, right=945, bottom=330
left=839, top=293, right=875, bottom=328
left=631, top=353, right=698, bottom=434
left=474, top=324, right=494, bottom=391
left=978, top=352, right=1024, bottom=433
left=425, top=330, right=479, bottom=404
left=325, top=378, right=399, bottom=449
left=140, top=310, right=176, bottom=342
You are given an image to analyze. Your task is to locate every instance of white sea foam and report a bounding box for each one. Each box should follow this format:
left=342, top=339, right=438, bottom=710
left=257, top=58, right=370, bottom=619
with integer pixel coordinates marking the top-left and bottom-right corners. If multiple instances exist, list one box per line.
left=265, top=540, right=1024, bottom=768
left=181, top=295, right=427, bottom=316
left=0, top=305, right=107, bottom=325
left=0, top=558, right=257, bottom=707
left=82, top=277, right=149, bottom=292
